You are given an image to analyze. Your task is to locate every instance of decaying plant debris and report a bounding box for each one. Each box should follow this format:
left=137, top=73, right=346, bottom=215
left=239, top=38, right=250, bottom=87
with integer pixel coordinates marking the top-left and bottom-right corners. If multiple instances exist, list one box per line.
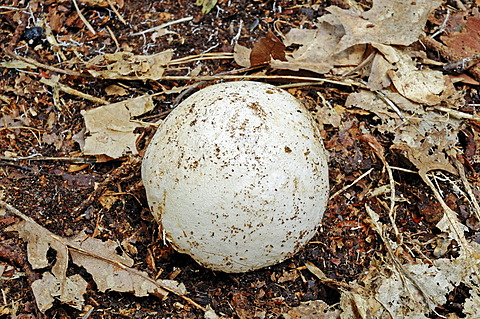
left=1, top=0, right=480, bottom=318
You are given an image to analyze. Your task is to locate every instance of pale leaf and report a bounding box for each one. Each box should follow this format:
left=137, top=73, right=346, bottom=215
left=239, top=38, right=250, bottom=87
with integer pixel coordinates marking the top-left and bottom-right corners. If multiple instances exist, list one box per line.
left=81, top=95, right=155, bottom=158
left=284, top=300, right=341, bottom=319
left=3, top=203, right=182, bottom=312
left=373, top=44, right=456, bottom=105
left=270, top=18, right=365, bottom=74
left=87, top=50, right=172, bottom=80
left=233, top=43, right=251, bottom=68
left=328, top=0, right=442, bottom=53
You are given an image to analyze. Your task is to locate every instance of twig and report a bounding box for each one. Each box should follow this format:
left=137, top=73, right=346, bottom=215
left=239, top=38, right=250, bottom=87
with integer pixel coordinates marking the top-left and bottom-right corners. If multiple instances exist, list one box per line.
left=362, top=134, right=400, bottom=239
left=72, top=0, right=96, bottom=34
left=3, top=46, right=84, bottom=76
left=171, top=66, right=264, bottom=107
left=341, top=51, right=375, bottom=77
left=375, top=88, right=407, bottom=122
left=0, top=160, right=33, bottom=171
left=40, top=78, right=110, bottom=105
left=114, top=74, right=363, bottom=87
left=106, top=25, right=120, bottom=52
left=450, top=150, right=480, bottom=221
left=430, top=8, right=450, bottom=39
left=131, top=16, right=193, bottom=36
left=389, top=166, right=418, bottom=174
left=278, top=81, right=325, bottom=89
left=365, top=205, right=437, bottom=311
left=0, top=156, right=97, bottom=163
left=168, top=52, right=233, bottom=65
left=330, top=168, right=373, bottom=200
left=106, top=0, right=126, bottom=25
left=434, top=105, right=480, bottom=121
left=419, top=34, right=480, bottom=82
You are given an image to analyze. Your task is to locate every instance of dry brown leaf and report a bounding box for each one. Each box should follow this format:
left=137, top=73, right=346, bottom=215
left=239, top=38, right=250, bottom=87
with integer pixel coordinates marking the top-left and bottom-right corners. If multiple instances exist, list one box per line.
left=392, top=112, right=460, bottom=176
left=441, top=12, right=480, bottom=58
left=270, top=16, right=366, bottom=74
left=70, top=244, right=185, bottom=298
left=372, top=44, right=456, bottom=105
left=2, top=203, right=186, bottom=313
left=105, top=84, right=129, bottom=96
left=87, top=50, right=172, bottom=80
left=328, top=0, right=442, bottom=54
left=81, top=95, right=155, bottom=158
left=346, top=90, right=424, bottom=123
left=345, top=89, right=461, bottom=176
left=233, top=43, right=252, bottom=68
left=267, top=0, right=439, bottom=76
left=367, top=53, right=393, bottom=91
left=31, top=272, right=87, bottom=312
left=249, top=31, right=286, bottom=66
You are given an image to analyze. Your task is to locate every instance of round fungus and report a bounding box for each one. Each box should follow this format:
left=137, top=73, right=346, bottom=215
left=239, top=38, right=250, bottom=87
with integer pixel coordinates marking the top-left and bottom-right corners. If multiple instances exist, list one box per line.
left=142, top=81, right=329, bottom=273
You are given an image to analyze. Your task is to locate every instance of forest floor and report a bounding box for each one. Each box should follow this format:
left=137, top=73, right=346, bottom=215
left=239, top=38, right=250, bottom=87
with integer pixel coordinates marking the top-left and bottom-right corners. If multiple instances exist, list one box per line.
left=1, top=0, right=480, bottom=318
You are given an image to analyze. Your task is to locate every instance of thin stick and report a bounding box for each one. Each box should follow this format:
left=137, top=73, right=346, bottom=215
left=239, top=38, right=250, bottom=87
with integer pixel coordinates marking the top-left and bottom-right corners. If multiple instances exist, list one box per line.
left=106, top=0, right=127, bottom=25
left=106, top=25, right=120, bottom=52
left=107, top=74, right=363, bottom=87
left=40, top=78, right=110, bottom=104
left=168, top=53, right=234, bottom=65
left=330, top=168, right=373, bottom=200
left=72, top=0, right=96, bottom=34
left=3, top=47, right=84, bottom=76
left=389, top=166, right=418, bottom=174
left=451, top=152, right=480, bottom=221
left=375, top=88, right=407, bottom=122
left=430, top=8, right=450, bottom=39
left=131, top=17, right=193, bottom=36
left=0, top=156, right=96, bottom=163
left=434, top=106, right=480, bottom=121
left=278, top=81, right=325, bottom=89
left=341, top=51, right=375, bottom=77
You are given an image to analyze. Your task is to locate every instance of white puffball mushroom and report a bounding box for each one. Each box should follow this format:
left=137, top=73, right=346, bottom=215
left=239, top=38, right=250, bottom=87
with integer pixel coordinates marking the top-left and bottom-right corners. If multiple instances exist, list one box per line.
left=142, top=81, right=329, bottom=273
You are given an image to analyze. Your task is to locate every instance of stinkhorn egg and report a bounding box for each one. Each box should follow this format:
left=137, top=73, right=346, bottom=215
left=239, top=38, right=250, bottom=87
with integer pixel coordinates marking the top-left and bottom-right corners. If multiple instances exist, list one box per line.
left=142, top=81, right=329, bottom=273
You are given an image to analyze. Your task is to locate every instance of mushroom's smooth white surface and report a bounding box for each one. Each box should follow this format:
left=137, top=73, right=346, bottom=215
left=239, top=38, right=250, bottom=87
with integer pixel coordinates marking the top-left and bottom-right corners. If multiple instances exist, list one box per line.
left=142, top=81, right=329, bottom=273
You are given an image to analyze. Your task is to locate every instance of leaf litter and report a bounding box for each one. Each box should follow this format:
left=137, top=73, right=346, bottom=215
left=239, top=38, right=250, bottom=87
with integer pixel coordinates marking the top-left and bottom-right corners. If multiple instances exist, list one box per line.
left=2, top=0, right=480, bottom=317
left=0, top=201, right=187, bottom=313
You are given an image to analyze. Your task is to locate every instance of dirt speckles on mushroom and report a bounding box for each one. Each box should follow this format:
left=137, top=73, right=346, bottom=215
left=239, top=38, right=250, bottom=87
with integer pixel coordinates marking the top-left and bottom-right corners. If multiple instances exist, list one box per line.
left=142, top=81, right=329, bottom=273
